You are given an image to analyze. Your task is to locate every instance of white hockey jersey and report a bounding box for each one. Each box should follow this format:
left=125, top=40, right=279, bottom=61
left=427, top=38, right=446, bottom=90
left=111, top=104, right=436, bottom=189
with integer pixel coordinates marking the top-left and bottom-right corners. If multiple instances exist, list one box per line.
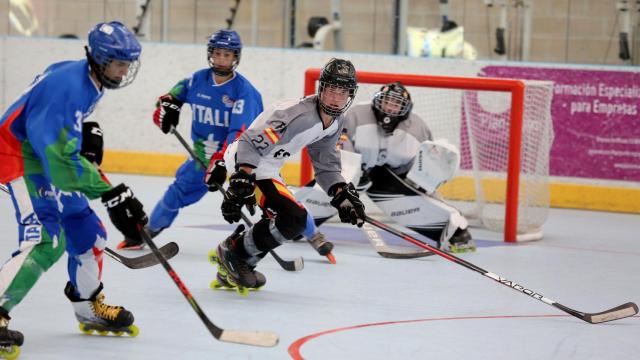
left=342, top=103, right=432, bottom=175
left=228, top=95, right=346, bottom=192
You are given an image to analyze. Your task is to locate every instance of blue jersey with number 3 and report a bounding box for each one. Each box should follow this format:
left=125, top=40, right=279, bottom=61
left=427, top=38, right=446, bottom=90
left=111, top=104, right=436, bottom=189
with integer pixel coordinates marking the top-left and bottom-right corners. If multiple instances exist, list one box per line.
left=168, top=69, right=263, bottom=162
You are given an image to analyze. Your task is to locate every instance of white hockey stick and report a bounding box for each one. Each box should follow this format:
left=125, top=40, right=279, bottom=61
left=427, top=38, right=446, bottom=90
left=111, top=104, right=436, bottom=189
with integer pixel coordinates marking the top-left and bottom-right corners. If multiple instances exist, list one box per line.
left=362, top=222, right=434, bottom=259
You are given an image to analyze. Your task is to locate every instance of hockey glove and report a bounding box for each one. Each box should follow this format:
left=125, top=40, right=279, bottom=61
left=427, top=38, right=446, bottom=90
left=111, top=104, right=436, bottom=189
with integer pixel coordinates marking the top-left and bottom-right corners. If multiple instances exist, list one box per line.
left=205, top=159, right=227, bottom=192
left=153, top=94, right=183, bottom=134
left=329, top=182, right=366, bottom=227
left=101, top=184, right=148, bottom=241
left=80, top=122, right=104, bottom=165
left=221, top=170, right=257, bottom=223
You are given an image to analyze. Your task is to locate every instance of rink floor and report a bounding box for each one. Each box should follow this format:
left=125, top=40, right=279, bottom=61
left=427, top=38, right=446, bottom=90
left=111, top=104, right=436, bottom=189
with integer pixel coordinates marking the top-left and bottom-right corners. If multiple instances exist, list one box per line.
left=0, top=173, right=638, bottom=360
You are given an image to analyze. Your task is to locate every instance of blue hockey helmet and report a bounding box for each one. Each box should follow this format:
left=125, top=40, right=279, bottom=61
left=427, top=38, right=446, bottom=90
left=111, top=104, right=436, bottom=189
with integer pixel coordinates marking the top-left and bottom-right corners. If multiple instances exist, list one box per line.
left=207, top=29, right=242, bottom=76
left=86, top=21, right=141, bottom=89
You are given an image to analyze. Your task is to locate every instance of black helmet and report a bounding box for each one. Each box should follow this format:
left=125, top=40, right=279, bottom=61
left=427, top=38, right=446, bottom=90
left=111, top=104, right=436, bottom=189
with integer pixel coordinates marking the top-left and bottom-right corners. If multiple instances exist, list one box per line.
left=318, top=58, right=358, bottom=117
left=372, top=82, right=413, bottom=135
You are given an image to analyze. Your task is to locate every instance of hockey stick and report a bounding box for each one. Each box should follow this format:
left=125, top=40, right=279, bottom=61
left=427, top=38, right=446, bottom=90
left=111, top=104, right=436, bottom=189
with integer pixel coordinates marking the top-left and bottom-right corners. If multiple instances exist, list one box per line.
left=138, top=227, right=279, bottom=346
left=170, top=127, right=304, bottom=272
left=104, top=243, right=179, bottom=269
left=361, top=222, right=434, bottom=259
left=0, top=183, right=179, bottom=269
left=364, top=216, right=638, bottom=324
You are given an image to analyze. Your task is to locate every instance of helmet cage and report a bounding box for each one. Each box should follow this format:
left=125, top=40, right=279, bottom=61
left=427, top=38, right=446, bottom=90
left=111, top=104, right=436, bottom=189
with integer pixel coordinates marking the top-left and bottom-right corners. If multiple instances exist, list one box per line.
left=317, top=58, right=358, bottom=117
left=318, top=82, right=357, bottom=117
left=372, top=83, right=413, bottom=134
left=207, top=46, right=241, bottom=76
left=86, top=47, right=140, bottom=89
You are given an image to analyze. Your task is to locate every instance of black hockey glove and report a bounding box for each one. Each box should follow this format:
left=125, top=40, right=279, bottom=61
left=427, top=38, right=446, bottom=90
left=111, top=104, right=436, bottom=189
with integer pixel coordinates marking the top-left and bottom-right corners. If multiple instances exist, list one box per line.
left=153, top=94, right=183, bottom=134
left=80, top=122, right=104, bottom=165
left=101, top=184, right=148, bottom=241
left=205, top=159, right=227, bottom=192
left=221, top=170, right=257, bottom=223
left=329, top=182, right=366, bottom=227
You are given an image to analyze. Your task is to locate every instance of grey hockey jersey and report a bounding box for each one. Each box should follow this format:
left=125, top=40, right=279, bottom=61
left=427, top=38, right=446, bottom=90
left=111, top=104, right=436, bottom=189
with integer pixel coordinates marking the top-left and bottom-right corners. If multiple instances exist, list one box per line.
left=230, top=95, right=346, bottom=192
left=342, top=103, right=432, bottom=175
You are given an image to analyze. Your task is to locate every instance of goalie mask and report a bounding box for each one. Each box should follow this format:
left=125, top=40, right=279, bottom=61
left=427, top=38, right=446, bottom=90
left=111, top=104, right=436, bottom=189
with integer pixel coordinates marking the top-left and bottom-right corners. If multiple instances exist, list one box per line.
left=372, top=82, right=413, bottom=135
left=207, top=29, right=242, bottom=76
left=86, top=21, right=141, bottom=90
left=318, top=58, right=358, bottom=117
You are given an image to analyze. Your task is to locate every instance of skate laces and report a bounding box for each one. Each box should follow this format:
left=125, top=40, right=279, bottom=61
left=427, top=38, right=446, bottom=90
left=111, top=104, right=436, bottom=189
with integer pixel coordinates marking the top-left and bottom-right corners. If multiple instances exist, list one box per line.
left=92, top=293, right=123, bottom=321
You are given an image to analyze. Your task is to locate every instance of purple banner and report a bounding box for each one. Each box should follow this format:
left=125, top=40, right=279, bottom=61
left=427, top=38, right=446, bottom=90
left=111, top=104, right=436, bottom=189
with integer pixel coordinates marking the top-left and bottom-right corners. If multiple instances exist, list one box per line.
left=479, top=66, right=640, bottom=181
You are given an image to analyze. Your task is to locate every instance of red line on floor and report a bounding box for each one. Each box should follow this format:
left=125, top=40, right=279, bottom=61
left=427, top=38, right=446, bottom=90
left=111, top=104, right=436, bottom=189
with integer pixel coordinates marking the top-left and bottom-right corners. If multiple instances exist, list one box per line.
left=288, top=314, right=640, bottom=359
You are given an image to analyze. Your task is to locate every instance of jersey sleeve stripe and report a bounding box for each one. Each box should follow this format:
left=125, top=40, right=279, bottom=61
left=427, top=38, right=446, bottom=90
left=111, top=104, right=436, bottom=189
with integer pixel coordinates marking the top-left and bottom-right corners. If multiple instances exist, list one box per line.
left=263, top=127, right=280, bottom=144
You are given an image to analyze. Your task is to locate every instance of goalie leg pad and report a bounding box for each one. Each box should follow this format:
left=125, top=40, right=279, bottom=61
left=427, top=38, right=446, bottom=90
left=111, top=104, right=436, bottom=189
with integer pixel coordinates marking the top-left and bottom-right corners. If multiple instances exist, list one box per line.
left=367, top=166, right=471, bottom=249
left=294, top=185, right=338, bottom=227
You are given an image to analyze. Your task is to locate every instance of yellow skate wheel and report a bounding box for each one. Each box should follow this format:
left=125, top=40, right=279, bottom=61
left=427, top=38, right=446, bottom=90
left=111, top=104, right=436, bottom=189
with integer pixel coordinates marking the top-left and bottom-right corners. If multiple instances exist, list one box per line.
left=210, top=279, right=235, bottom=290
left=207, top=249, right=219, bottom=265
left=210, top=279, right=220, bottom=289
left=79, top=323, right=94, bottom=335
left=113, top=331, right=124, bottom=336
left=210, top=279, right=228, bottom=290
left=127, top=325, right=140, bottom=337
left=0, top=345, right=20, bottom=360
left=97, top=330, right=109, bottom=336
left=235, top=287, right=249, bottom=296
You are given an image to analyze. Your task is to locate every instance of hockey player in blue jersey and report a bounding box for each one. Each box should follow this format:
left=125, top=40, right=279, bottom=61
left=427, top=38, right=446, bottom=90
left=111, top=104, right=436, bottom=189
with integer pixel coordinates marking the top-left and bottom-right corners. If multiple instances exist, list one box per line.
left=118, top=29, right=264, bottom=249
left=0, top=21, right=147, bottom=355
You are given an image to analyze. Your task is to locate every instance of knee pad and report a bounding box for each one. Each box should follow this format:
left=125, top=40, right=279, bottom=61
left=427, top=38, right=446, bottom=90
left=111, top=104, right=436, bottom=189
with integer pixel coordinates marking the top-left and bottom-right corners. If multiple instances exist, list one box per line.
left=275, top=206, right=307, bottom=240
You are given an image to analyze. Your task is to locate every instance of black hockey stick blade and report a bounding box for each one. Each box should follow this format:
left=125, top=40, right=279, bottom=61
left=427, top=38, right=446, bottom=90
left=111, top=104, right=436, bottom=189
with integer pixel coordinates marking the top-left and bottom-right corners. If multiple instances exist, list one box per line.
left=362, top=223, right=434, bottom=259
left=170, top=127, right=303, bottom=272
left=364, top=216, right=638, bottom=324
left=138, top=228, right=279, bottom=347
left=377, top=248, right=435, bottom=259
left=104, top=242, right=179, bottom=269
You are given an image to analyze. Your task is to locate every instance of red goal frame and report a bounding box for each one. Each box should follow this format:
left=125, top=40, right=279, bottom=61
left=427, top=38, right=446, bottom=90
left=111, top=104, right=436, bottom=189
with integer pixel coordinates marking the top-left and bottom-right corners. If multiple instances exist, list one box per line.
left=302, top=68, right=527, bottom=242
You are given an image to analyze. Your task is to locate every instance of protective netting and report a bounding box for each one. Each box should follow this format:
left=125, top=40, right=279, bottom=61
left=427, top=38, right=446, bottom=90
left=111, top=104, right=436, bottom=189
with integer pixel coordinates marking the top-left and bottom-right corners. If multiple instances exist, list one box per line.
left=349, top=78, right=554, bottom=239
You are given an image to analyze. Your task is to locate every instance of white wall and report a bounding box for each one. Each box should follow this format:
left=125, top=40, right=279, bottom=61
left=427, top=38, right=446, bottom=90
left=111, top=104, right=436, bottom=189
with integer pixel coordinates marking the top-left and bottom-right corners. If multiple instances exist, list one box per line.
left=1, top=36, right=481, bottom=156
left=2, top=36, right=638, bottom=157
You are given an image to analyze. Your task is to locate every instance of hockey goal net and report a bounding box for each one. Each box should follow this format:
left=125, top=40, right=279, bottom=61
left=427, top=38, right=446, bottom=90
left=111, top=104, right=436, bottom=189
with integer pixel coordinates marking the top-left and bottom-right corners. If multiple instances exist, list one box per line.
left=302, top=69, right=554, bottom=243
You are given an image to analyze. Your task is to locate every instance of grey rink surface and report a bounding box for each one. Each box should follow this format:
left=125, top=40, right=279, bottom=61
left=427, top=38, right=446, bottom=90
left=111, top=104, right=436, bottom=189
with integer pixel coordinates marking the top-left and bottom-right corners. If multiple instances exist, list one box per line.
left=0, top=173, right=638, bottom=360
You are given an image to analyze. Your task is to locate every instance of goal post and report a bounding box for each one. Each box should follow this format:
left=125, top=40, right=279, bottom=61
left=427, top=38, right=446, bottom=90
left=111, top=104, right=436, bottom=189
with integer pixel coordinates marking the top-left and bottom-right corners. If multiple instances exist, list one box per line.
left=302, top=69, right=554, bottom=243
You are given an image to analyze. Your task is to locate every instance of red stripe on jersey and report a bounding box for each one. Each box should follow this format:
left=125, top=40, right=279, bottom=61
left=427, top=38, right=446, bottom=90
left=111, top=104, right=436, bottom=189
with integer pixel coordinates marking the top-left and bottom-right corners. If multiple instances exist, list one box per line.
left=263, top=127, right=280, bottom=144
left=0, top=105, right=26, bottom=183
